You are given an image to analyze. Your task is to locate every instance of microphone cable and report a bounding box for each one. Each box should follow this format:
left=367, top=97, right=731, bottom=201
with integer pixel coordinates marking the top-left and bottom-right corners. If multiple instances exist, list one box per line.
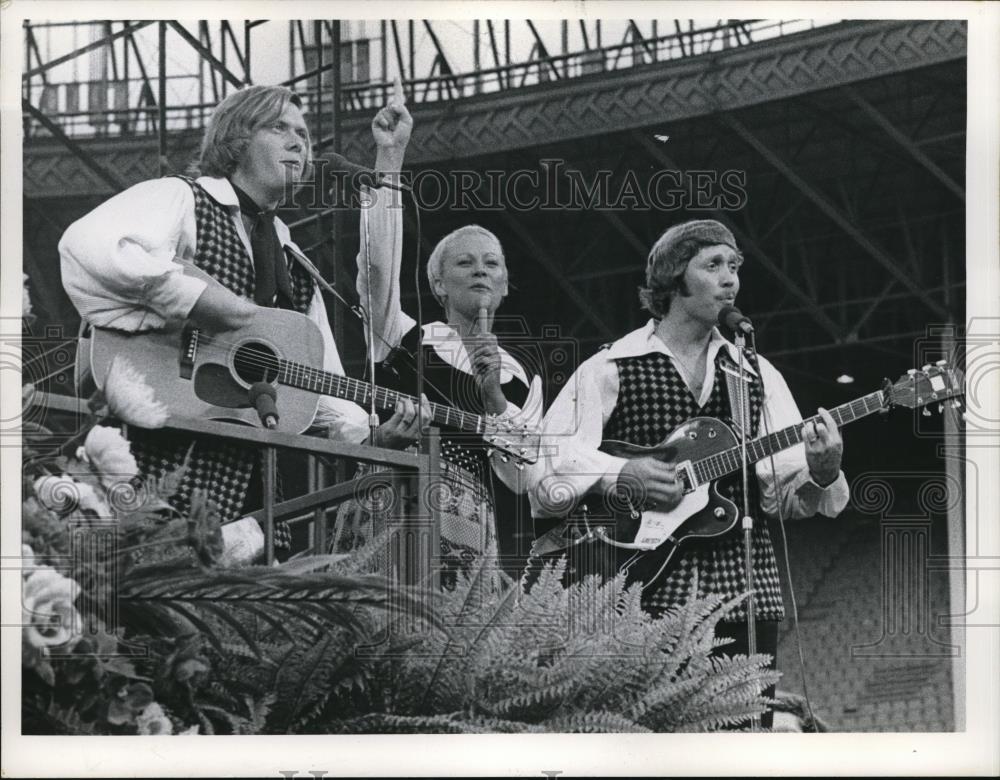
left=411, top=183, right=425, bottom=449
left=748, top=331, right=822, bottom=732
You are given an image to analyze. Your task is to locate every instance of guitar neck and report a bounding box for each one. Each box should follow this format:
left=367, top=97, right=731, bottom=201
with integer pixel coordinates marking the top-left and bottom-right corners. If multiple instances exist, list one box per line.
left=276, top=359, right=486, bottom=434
left=694, top=390, right=886, bottom=483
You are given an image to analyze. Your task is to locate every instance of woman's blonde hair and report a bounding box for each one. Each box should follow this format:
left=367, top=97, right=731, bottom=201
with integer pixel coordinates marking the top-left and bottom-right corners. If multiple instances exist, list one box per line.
left=426, top=225, right=506, bottom=307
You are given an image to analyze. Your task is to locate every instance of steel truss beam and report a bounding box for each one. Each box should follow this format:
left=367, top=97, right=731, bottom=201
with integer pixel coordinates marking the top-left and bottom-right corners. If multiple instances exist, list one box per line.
left=498, top=212, right=615, bottom=339
left=22, top=21, right=154, bottom=81
left=167, top=21, right=245, bottom=89
left=555, top=159, right=649, bottom=260
left=719, top=113, right=949, bottom=320
left=21, top=99, right=126, bottom=191
left=841, top=86, right=964, bottom=202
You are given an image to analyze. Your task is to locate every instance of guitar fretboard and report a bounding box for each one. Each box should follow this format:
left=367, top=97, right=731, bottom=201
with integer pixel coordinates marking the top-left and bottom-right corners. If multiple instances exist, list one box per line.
left=276, top=359, right=487, bottom=434
left=689, top=391, right=886, bottom=486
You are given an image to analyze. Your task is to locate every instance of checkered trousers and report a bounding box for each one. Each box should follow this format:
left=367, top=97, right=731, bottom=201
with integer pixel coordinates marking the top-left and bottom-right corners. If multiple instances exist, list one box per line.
left=603, top=349, right=785, bottom=622
left=127, top=178, right=310, bottom=545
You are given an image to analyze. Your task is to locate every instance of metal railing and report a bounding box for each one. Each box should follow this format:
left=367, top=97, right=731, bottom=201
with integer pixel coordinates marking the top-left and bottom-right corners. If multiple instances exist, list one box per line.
left=24, top=19, right=840, bottom=140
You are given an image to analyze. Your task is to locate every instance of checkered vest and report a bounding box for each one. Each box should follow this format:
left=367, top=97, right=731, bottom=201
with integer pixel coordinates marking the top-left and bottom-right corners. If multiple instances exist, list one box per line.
left=128, top=177, right=312, bottom=539
left=603, top=348, right=785, bottom=622
left=182, top=176, right=314, bottom=313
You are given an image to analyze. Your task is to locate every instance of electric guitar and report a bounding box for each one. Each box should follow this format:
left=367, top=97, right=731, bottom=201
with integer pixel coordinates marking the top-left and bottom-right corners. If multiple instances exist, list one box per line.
left=532, top=362, right=964, bottom=583
left=88, top=307, right=542, bottom=466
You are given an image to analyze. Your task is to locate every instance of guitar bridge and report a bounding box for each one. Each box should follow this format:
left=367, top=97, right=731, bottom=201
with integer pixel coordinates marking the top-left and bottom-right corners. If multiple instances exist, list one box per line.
left=179, top=324, right=199, bottom=380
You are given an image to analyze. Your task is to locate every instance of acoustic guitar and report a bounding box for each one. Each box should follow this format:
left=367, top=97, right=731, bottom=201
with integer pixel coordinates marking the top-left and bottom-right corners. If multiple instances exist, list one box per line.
left=88, top=307, right=542, bottom=466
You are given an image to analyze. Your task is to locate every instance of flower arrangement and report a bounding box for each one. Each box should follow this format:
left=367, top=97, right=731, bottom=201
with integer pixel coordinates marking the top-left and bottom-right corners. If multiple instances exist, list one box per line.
left=19, top=375, right=407, bottom=735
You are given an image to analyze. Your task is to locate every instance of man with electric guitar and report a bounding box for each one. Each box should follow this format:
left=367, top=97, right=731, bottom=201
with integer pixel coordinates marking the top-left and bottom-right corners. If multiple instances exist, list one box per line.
left=59, top=85, right=426, bottom=552
left=528, top=219, right=850, bottom=728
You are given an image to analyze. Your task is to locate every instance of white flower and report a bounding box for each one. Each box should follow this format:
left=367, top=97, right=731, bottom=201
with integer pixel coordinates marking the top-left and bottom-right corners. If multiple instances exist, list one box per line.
left=22, top=566, right=82, bottom=650
left=84, top=426, right=138, bottom=487
left=104, top=356, right=168, bottom=429
left=23, top=273, right=33, bottom=319
left=22, top=544, right=35, bottom=576
left=75, top=481, right=111, bottom=517
left=33, top=474, right=111, bottom=518
left=33, top=475, right=81, bottom=514
left=136, top=702, right=173, bottom=735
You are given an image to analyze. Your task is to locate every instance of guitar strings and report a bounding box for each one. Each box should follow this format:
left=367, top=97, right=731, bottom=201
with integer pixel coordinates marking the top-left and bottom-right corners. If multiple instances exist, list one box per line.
left=687, top=396, right=883, bottom=484
left=157, top=331, right=499, bottom=434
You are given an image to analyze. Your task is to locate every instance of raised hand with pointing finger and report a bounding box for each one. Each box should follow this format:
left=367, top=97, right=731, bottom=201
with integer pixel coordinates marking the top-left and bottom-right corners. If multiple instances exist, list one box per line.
left=372, top=76, right=412, bottom=172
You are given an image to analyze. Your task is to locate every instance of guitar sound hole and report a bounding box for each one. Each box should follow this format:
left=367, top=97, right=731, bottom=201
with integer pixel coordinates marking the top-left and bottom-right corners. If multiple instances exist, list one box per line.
left=233, top=342, right=279, bottom=384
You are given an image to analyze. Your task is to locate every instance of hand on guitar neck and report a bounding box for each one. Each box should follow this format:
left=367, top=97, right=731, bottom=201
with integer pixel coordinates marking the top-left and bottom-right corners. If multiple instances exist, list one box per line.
left=364, top=395, right=432, bottom=449
left=803, top=407, right=843, bottom=487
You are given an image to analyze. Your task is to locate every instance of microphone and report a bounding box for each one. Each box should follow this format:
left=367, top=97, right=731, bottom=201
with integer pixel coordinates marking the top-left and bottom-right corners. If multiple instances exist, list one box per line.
left=326, top=153, right=411, bottom=192
left=249, top=382, right=279, bottom=429
left=718, top=305, right=754, bottom=335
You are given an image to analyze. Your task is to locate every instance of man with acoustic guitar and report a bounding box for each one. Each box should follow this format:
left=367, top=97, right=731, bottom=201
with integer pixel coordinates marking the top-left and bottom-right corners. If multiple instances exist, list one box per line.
left=528, top=219, right=849, bottom=728
left=60, top=85, right=424, bottom=552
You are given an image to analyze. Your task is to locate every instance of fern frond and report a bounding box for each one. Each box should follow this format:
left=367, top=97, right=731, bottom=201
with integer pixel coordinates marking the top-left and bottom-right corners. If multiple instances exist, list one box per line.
left=120, top=565, right=433, bottom=643
left=484, top=677, right=577, bottom=721
left=269, top=631, right=360, bottom=733
left=540, top=711, right=648, bottom=733
left=323, top=712, right=481, bottom=734
left=421, top=579, right=519, bottom=711
left=23, top=701, right=101, bottom=735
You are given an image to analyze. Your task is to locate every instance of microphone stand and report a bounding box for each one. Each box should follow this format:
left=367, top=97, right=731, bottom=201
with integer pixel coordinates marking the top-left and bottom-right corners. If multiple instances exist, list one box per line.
left=734, top=329, right=760, bottom=733
left=360, top=191, right=379, bottom=445
left=250, top=384, right=279, bottom=565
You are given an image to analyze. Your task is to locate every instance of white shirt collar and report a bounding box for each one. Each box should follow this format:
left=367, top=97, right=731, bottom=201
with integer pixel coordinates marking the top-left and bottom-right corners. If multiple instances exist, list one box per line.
left=420, top=320, right=529, bottom=386
left=604, top=318, right=757, bottom=376
left=196, top=176, right=294, bottom=248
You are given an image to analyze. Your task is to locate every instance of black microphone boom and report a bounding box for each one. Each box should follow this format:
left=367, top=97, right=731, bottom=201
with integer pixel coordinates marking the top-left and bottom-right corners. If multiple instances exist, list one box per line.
left=326, top=153, right=411, bottom=192
left=718, top=305, right=754, bottom=335
left=249, top=381, right=280, bottom=429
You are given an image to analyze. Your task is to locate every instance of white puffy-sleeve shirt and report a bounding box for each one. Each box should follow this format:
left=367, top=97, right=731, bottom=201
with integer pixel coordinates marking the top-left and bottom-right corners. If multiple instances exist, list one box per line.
left=353, top=186, right=537, bottom=494
left=59, top=175, right=371, bottom=442
left=528, top=320, right=849, bottom=523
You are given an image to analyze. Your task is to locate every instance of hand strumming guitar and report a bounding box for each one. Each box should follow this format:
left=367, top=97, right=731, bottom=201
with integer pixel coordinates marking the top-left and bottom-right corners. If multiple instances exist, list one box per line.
left=617, top=457, right=684, bottom=513
left=188, top=274, right=259, bottom=332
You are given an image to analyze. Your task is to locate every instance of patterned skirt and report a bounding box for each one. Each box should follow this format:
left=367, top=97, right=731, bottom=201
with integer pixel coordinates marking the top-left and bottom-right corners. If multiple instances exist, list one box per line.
left=330, top=459, right=503, bottom=592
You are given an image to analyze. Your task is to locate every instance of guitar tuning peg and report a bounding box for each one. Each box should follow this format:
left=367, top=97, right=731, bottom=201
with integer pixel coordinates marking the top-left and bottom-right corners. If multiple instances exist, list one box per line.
left=486, top=448, right=495, bottom=459
left=907, top=369, right=917, bottom=376
left=938, top=403, right=944, bottom=413
left=952, top=400, right=962, bottom=409
left=500, top=455, right=509, bottom=464
left=514, top=462, right=524, bottom=471
left=922, top=408, right=932, bottom=417
left=921, top=364, right=931, bottom=372
left=936, top=359, right=947, bottom=367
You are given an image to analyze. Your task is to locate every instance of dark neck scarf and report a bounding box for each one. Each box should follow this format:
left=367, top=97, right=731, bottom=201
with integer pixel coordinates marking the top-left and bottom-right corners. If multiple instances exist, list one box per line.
left=230, top=182, right=293, bottom=308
